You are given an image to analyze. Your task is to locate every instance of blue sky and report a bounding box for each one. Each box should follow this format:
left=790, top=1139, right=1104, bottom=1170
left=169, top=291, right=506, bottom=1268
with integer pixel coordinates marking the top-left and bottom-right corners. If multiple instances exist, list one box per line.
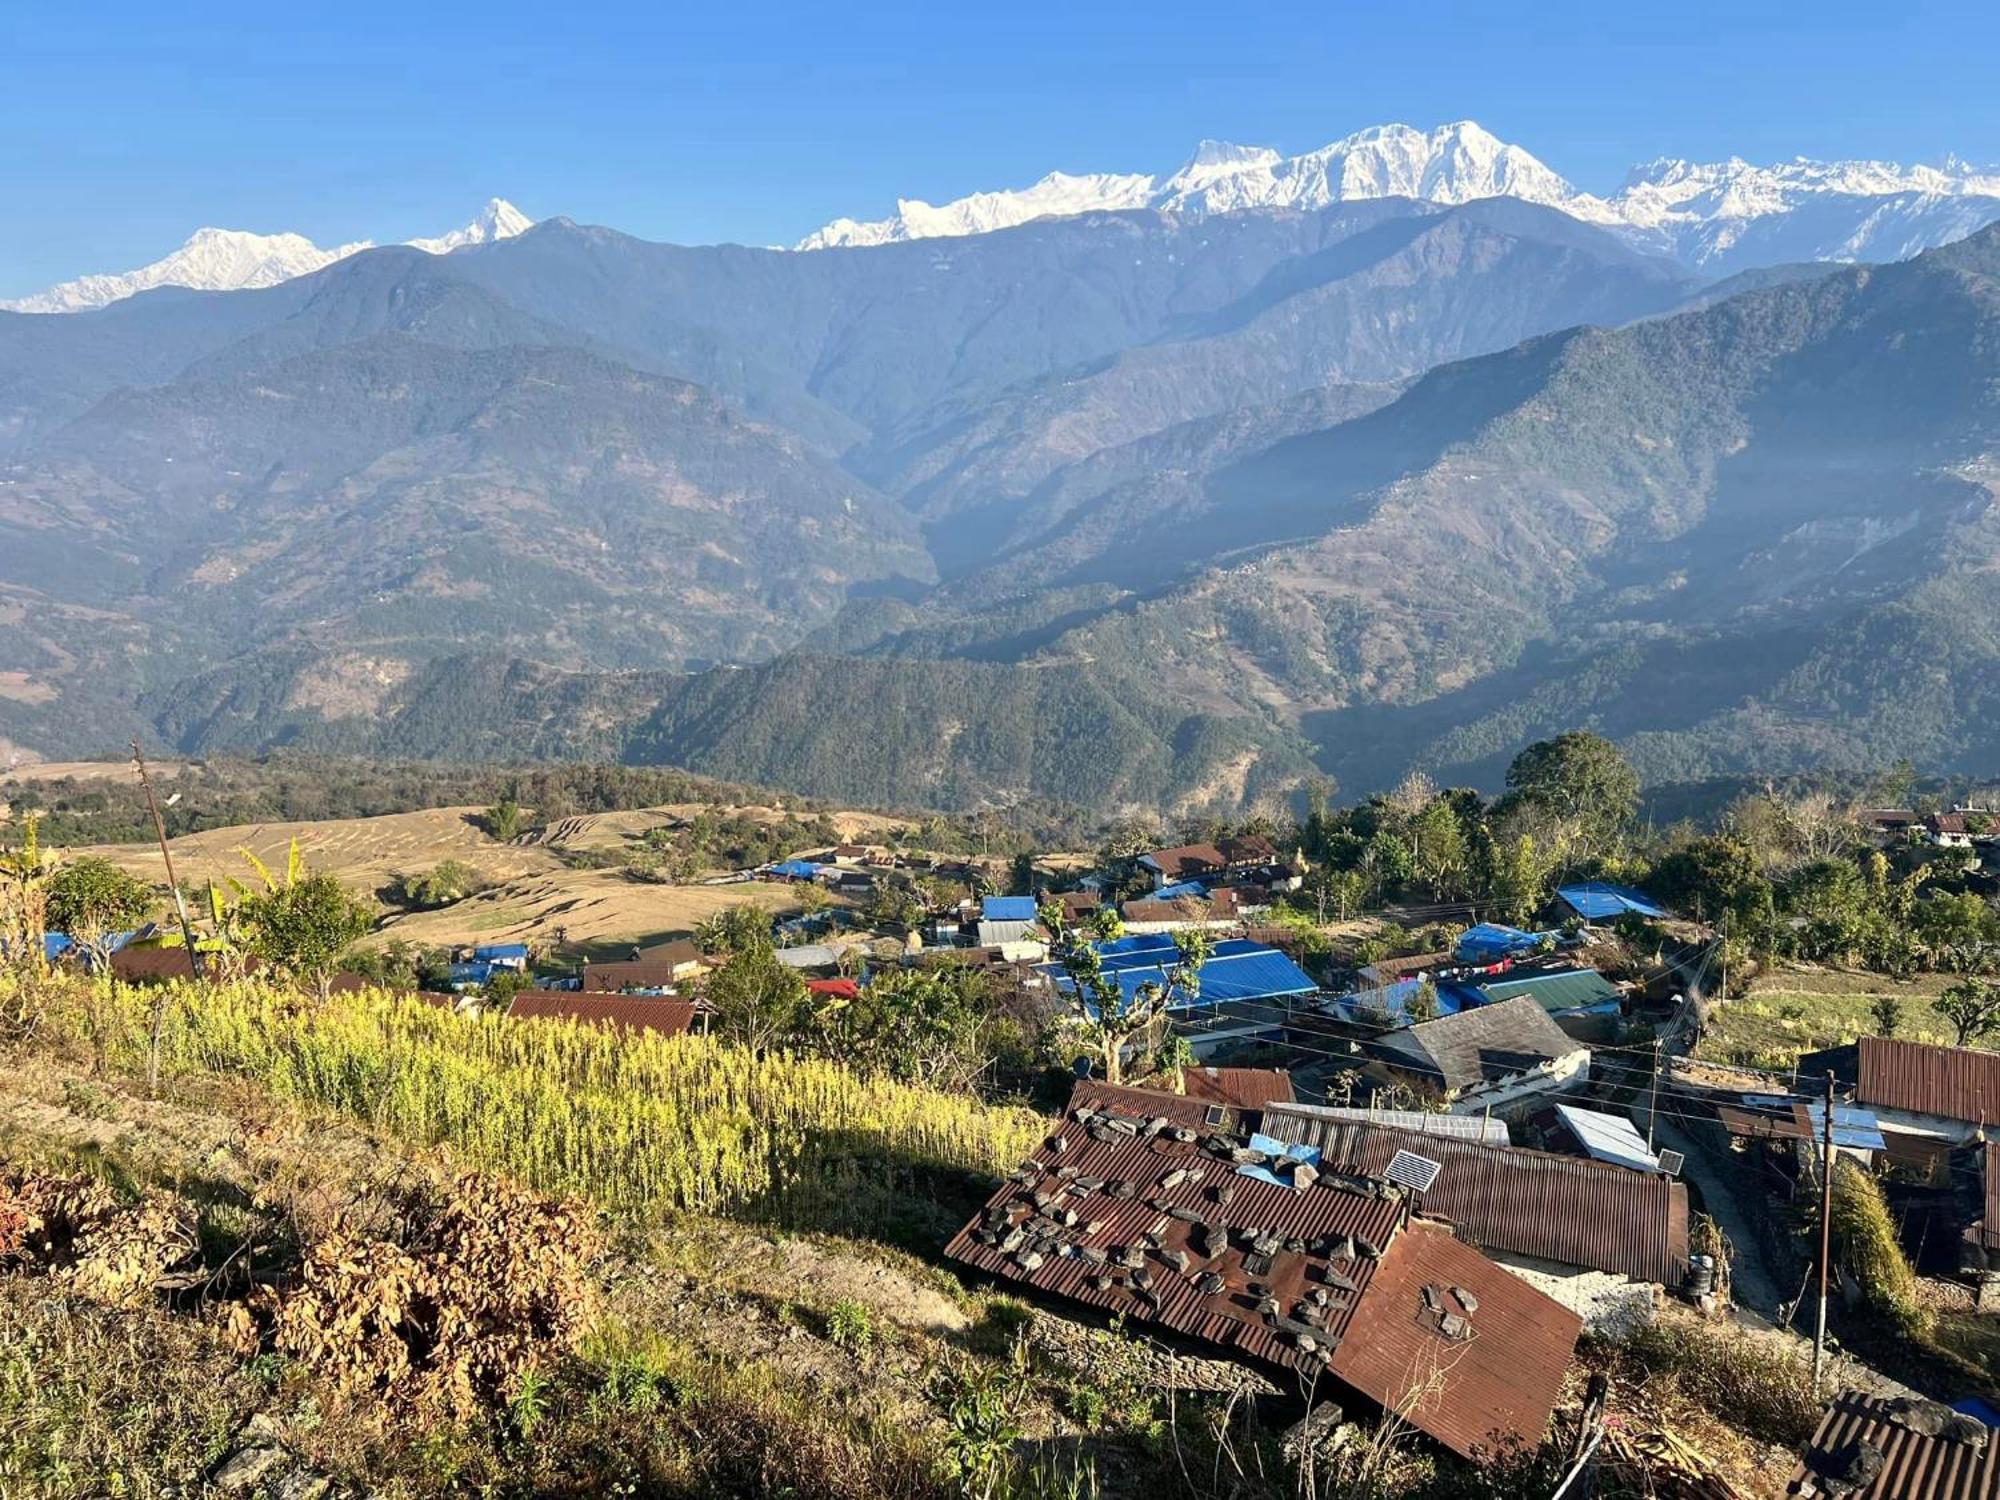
left=3, top=0, right=1997, bottom=297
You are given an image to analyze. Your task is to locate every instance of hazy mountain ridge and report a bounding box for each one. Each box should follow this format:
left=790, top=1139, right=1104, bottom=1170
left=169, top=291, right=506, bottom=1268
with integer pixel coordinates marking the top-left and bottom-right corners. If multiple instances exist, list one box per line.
left=0, top=194, right=1995, bottom=811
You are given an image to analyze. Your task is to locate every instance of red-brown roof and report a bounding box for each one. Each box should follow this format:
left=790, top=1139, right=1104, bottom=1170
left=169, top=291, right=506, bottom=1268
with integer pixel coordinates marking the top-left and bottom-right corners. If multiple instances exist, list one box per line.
left=1174, top=1067, right=1297, bottom=1112
left=1067, top=1079, right=1225, bottom=1131
left=945, top=1085, right=1580, bottom=1459
left=1365, top=950, right=1451, bottom=982
left=507, top=992, right=697, bottom=1037
left=1264, top=1112, right=1689, bottom=1285
left=1122, top=891, right=1242, bottom=924
left=1789, top=1390, right=2000, bottom=1499
left=808, top=978, right=861, bottom=999
left=1336, top=1219, right=1584, bottom=1461
left=1857, top=1037, right=2000, bottom=1126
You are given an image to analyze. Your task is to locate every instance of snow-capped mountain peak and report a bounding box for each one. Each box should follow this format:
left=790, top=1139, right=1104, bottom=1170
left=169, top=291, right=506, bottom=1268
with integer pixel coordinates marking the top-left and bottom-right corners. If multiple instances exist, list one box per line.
left=795, top=121, right=1620, bottom=250
left=406, top=197, right=534, bottom=255
left=2, top=199, right=535, bottom=315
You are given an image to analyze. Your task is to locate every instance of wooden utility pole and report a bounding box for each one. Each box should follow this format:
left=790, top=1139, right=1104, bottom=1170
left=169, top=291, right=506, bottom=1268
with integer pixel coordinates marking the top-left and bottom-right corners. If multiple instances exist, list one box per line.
left=1812, top=1069, right=1836, bottom=1390
left=1647, top=1034, right=1664, bottom=1150
left=132, top=740, right=202, bottom=981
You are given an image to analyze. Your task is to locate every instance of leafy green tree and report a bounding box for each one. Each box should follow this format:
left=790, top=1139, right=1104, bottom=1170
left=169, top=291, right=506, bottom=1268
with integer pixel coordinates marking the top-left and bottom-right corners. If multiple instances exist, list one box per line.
left=1937, top=980, right=2000, bottom=1049
left=1409, top=798, right=1468, bottom=900
left=482, top=789, right=523, bottom=843
left=1489, top=833, right=1551, bottom=926
left=811, top=967, right=1000, bottom=1089
left=1358, top=830, right=1414, bottom=903
left=394, top=859, right=487, bottom=910
left=45, top=856, right=155, bottom=968
left=1647, top=837, right=1774, bottom=932
left=1040, top=901, right=1205, bottom=1085
left=1504, top=732, right=1640, bottom=852
left=694, top=903, right=776, bottom=956
left=705, top=945, right=811, bottom=1052
left=241, top=870, right=375, bottom=1001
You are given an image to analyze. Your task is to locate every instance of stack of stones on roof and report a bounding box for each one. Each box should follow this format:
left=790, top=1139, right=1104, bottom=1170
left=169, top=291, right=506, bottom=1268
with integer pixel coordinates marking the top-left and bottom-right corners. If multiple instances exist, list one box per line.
left=945, top=1079, right=1583, bottom=1460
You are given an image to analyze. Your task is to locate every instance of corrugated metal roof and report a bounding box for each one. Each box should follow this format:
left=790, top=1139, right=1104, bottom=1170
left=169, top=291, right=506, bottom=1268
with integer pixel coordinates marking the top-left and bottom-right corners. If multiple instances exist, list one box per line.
left=1365, top=997, right=1585, bottom=1093
left=1855, top=1038, right=2000, bottom=1127
left=1476, top=968, right=1621, bottom=1016
left=1264, top=1115, right=1688, bottom=1285
left=1454, top=925, right=1544, bottom=963
left=1056, top=940, right=1318, bottom=1015
left=508, top=992, right=697, bottom=1036
left=1553, top=1104, right=1660, bottom=1172
left=1335, top=1219, right=1582, bottom=1461
left=1790, top=1390, right=2000, bottom=1498
left=1175, top=1067, right=1297, bottom=1112
left=1265, top=1104, right=1512, bottom=1147
left=944, top=1084, right=1578, bottom=1459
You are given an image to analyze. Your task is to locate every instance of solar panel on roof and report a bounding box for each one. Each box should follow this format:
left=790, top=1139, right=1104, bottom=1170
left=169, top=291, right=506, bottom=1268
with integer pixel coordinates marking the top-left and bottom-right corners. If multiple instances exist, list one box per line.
left=1384, top=1150, right=1444, bottom=1193
left=1655, top=1149, right=1685, bottom=1178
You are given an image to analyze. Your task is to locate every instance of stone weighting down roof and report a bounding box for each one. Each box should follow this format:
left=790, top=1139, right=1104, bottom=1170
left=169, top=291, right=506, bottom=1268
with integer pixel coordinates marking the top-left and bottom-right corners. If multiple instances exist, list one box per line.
left=1789, top=1389, right=2000, bottom=1498
left=945, top=1082, right=1582, bottom=1459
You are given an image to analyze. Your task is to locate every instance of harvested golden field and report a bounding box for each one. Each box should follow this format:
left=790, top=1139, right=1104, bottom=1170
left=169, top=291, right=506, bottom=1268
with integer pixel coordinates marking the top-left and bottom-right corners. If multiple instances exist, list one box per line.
left=375, top=866, right=810, bottom=952
left=68, top=801, right=852, bottom=951
left=534, top=800, right=904, bottom=855
left=78, top=805, right=562, bottom=895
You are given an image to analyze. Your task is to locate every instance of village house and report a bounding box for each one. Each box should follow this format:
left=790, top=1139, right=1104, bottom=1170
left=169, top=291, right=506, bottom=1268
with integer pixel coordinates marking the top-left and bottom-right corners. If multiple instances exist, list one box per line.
left=1799, top=1036, right=2000, bottom=1166
left=508, top=990, right=700, bottom=1038
left=1259, top=1106, right=1690, bottom=1328
left=1353, top=996, right=1592, bottom=1116
left=1136, top=834, right=1281, bottom=890
left=946, top=1079, right=1583, bottom=1460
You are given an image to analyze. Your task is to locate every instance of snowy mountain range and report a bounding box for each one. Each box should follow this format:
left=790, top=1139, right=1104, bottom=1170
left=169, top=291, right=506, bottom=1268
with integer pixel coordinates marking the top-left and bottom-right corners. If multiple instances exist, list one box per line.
left=1, top=198, right=532, bottom=315
left=795, top=121, right=2000, bottom=272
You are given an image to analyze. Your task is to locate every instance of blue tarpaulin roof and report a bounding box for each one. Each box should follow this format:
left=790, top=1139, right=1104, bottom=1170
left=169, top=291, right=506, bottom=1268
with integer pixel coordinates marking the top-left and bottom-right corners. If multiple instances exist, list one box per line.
left=446, top=960, right=497, bottom=985
left=1454, top=924, right=1544, bottom=963
left=1055, top=939, right=1317, bottom=1018
left=769, top=859, right=823, bottom=879
left=1152, top=880, right=1209, bottom=901
left=1328, top=977, right=1483, bottom=1026
left=981, top=896, right=1038, bottom=922
left=1556, top=881, right=1669, bottom=921
left=473, top=943, right=530, bottom=960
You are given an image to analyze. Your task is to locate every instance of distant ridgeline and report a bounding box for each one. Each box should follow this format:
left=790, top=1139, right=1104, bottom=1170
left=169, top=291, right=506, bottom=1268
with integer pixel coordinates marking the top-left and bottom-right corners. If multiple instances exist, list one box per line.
left=1, top=191, right=1996, bottom=811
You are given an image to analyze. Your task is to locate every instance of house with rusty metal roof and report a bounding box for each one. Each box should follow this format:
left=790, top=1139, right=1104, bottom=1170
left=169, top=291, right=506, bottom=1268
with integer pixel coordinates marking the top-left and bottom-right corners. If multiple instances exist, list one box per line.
left=1357, top=996, right=1591, bottom=1115
left=1800, top=1036, right=2000, bottom=1158
left=1257, top=1109, right=1690, bottom=1292
left=1790, top=1390, right=2000, bottom=1498
left=946, top=1080, right=1582, bottom=1460
left=507, top=991, right=700, bottom=1038
left=1137, top=835, right=1281, bottom=888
